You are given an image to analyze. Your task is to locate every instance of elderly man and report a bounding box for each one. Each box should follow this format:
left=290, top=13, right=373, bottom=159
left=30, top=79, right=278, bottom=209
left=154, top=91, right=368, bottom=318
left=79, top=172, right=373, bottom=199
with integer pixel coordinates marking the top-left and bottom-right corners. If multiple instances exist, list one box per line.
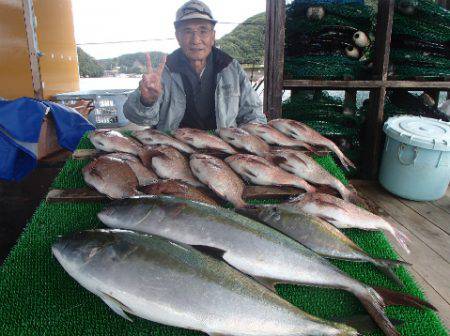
left=123, top=0, right=267, bottom=131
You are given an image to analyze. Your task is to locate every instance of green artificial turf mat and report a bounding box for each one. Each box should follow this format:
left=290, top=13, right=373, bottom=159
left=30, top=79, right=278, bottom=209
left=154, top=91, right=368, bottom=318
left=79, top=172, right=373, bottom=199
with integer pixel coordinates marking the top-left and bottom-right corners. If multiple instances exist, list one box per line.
left=0, top=133, right=447, bottom=336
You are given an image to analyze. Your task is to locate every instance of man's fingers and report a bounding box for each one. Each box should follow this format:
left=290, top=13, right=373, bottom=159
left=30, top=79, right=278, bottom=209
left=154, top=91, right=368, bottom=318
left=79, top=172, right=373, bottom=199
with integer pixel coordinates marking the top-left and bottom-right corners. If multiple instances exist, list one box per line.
left=146, top=53, right=154, bottom=74
left=141, top=75, right=161, bottom=92
left=157, top=55, right=167, bottom=75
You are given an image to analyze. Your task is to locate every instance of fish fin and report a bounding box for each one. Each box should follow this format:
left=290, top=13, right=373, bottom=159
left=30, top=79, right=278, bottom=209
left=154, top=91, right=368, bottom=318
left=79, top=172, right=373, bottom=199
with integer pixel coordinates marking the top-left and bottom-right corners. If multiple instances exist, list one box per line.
left=138, top=149, right=167, bottom=168
left=319, top=215, right=338, bottom=223
left=331, top=314, right=404, bottom=334
left=191, top=245, right=226, bottom=260
left=99, top=292, right=134, bottom=322
left=353, top=287, right=401, bottom=336
left=373, top=286, right=437, bottom=311
left=372, top=259, right=411, bottom=289
left=271, top=155, right=288, bottom=166
left=90, top=167, right=104, bottom=181
left=252, top=276, right=278, bottom=293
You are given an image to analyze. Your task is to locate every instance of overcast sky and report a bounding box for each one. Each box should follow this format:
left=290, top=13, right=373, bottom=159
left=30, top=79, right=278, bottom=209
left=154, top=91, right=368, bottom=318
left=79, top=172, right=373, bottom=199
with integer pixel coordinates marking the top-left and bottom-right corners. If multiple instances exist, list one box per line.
left=72, top=0, right=266, bottom=59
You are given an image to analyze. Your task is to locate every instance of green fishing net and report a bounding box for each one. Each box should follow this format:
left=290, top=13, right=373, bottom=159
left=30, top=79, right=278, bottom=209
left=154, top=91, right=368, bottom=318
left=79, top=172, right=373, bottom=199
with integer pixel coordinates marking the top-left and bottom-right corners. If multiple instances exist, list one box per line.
left=282, top=90, right=363, bottom=174
left=391, top=0, right=450, bottom=79
left=284, top=56, right=370, bottom=80
left=284, top=1, right=375, bottom=80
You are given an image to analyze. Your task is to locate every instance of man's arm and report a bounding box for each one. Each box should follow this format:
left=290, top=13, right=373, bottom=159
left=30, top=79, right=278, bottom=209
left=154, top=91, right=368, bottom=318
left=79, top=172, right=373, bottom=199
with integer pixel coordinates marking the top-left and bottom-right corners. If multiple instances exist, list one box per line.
left=123, top=88, right=162, bottom=126
left=235, top=61, right=267, bottom=126
left=123, top=53, right=166, bottom=126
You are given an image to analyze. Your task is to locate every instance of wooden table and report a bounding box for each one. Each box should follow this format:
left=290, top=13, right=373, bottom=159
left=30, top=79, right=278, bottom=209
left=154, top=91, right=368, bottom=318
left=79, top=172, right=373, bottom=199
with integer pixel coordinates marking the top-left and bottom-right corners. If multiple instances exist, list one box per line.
left=353, top=180, right=450, bottom=328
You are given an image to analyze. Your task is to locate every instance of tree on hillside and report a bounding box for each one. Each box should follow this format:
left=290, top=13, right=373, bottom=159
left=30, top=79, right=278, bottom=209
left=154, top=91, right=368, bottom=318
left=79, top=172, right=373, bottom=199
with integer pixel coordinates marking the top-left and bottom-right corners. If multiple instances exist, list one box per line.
left=98, top=52, right=166, bottom=74
left=77, top=47, right=104, bottom=78
left=217, top=12, right=266, bottom=65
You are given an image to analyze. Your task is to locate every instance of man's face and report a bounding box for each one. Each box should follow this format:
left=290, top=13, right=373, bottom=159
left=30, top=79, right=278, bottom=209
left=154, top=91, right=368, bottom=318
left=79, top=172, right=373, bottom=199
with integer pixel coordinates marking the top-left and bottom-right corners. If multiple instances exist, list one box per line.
left=176, top=19, right=215, bottom=62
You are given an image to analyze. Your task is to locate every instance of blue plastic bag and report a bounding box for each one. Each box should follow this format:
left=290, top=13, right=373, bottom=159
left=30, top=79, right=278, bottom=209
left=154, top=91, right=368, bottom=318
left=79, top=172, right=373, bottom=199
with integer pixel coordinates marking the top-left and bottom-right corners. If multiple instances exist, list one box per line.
left=0, top=97, right=94, bottom=181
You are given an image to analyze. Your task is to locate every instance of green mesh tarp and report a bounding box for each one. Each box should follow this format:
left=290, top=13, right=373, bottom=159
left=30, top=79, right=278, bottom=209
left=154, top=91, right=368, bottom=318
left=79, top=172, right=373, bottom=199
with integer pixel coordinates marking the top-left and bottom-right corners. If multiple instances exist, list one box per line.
left=0, top=134, right=447, bottom=335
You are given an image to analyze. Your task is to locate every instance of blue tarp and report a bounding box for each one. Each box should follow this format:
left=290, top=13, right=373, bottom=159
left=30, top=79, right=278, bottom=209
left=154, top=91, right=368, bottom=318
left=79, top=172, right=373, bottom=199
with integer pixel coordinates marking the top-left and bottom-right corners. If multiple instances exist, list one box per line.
left=0, top=97, right=94, bottom=181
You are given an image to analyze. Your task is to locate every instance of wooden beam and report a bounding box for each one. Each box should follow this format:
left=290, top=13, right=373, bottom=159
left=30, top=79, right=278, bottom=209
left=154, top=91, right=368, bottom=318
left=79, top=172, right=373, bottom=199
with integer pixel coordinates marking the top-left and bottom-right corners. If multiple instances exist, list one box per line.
left=387, top=81, right=450, bottom=90
left=360, top=0, right=394, bottom=179
left=22, top=0, right=43, bottom=99
left=283, top=80, right=382, bottom=89
left=283, top=80, right=450, bottom=90
left=263, top=0, right=285, bottom=120
left=372, top=0, right=395, bottom=81
left=362, top=87, right=387, bottom=179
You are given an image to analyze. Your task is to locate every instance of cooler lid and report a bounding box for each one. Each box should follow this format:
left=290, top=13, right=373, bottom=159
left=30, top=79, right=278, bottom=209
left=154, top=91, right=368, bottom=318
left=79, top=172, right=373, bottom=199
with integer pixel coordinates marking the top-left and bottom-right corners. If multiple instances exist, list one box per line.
left=384, top=115, right=450, bottom=151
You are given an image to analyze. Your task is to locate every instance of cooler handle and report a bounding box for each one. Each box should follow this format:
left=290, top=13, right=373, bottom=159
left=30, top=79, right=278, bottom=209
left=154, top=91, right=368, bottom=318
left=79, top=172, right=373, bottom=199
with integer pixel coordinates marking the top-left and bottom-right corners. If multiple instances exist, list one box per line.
left=398, top=144, right=418, bottom=166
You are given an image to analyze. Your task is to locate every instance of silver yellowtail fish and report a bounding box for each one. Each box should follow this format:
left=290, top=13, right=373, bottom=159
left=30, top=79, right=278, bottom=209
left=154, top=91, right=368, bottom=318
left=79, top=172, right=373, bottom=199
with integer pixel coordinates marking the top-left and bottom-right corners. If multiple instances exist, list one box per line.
left=99, top=197, right=434, bottom=336
left=173, top=128, right=237, bottom=154
left=190, top=154, right=247, bottom=208
left=82, top=156, right=140, bottom=199
left=268, top=119, right=355, bottom=171
left=131, top=129, right=195, bottom=154
left=268, top=149, right=357, bottom=202
left=218, top=127, right=270, bottom=157
left=287, top=193, right=411, bottom=254
left=225, top=154, right=316, bottom=193
left=52, top=229, right=357, bottom=336
left=237, top=204, right=408, bottom=287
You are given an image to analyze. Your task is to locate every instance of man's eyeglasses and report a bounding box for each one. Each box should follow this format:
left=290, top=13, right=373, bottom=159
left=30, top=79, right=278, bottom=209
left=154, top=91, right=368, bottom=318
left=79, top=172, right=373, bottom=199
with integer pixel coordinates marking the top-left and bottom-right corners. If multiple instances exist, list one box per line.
left=179, top=28, right=214, bottom=39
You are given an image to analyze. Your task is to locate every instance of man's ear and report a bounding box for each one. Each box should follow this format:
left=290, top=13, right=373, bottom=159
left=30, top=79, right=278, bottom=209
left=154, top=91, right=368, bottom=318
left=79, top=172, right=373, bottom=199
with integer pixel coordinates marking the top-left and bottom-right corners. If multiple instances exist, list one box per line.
left=175, top=30, right=182, bottom=45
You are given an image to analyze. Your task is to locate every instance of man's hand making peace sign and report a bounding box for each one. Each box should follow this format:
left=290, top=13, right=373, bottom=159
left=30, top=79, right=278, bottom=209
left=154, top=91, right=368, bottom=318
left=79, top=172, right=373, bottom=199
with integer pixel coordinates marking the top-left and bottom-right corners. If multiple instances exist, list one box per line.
left=139, top=53, right=167, bottom=106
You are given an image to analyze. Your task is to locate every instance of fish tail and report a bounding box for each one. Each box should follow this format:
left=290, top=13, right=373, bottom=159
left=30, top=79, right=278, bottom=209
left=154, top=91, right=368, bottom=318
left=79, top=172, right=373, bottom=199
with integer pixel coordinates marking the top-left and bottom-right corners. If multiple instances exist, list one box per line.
left=373, top=286, right=437, bottom=311
left=338, top=154, right=356, bottom=171
left=390, top=227, right=411, bottom=254
left=137, top=149, right=152, bottom=167
left=353, top=286, right=401, bottom=336
left=329, top=143, right=356, bottom=171
left=295, top=180, right=316, bottom=193
left=371, top=259, right=410, bottom=288
left=300, top=142, right=318, bottom=153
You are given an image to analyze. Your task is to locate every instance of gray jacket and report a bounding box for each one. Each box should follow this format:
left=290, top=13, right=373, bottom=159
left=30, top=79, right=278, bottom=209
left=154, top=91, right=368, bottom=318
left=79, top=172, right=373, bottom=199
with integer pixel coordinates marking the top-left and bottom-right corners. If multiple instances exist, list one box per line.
left=123, top=48, right=266, bottom=131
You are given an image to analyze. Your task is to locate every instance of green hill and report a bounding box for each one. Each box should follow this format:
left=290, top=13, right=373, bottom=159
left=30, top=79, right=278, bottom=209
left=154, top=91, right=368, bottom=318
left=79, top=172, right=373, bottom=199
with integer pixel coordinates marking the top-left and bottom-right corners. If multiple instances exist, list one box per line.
left=217, top=12, right=266, bottom=65
left=98, top=52, right=166, bottom=74
left=77, top=47, right=104, bottom=78
left=77, top=13, right=266, bottom=76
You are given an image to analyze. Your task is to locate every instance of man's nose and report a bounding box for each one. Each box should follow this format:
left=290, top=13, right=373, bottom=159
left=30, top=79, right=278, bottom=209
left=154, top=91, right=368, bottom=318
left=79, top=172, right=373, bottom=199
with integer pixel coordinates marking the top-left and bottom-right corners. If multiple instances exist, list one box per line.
left=191, top=33, right=202, bottom=44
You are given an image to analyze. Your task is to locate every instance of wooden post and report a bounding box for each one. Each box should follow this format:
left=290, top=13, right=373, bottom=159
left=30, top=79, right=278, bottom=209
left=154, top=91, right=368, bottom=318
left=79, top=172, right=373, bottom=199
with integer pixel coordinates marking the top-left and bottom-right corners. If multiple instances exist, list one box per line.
left=263, top=0, right=285, bottom=120
left=344, top=89, right=357, bottom=113
left=22, top=0, right=43, bottom=99
left=362, top=0, right=394, bottom=179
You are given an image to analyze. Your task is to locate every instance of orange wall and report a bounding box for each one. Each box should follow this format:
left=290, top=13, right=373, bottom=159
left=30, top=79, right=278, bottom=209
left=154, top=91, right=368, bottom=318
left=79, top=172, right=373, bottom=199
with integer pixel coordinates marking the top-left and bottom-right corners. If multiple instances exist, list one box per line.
left=0, top=0, right=35, bottom=99
left=0, top=0, right=79, bottom=100
left=34, top=0, right=79, bottom=98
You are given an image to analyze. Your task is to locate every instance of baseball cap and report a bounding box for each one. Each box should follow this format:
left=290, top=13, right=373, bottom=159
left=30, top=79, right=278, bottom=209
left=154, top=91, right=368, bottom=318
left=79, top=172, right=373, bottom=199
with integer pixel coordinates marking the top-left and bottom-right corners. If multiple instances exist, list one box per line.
left=175, top=1, right=217, bottom=26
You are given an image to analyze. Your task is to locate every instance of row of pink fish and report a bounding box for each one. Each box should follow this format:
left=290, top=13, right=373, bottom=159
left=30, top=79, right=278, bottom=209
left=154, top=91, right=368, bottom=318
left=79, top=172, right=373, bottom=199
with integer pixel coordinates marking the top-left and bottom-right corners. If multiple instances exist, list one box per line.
left=82, top=119, right=410, bottom=254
